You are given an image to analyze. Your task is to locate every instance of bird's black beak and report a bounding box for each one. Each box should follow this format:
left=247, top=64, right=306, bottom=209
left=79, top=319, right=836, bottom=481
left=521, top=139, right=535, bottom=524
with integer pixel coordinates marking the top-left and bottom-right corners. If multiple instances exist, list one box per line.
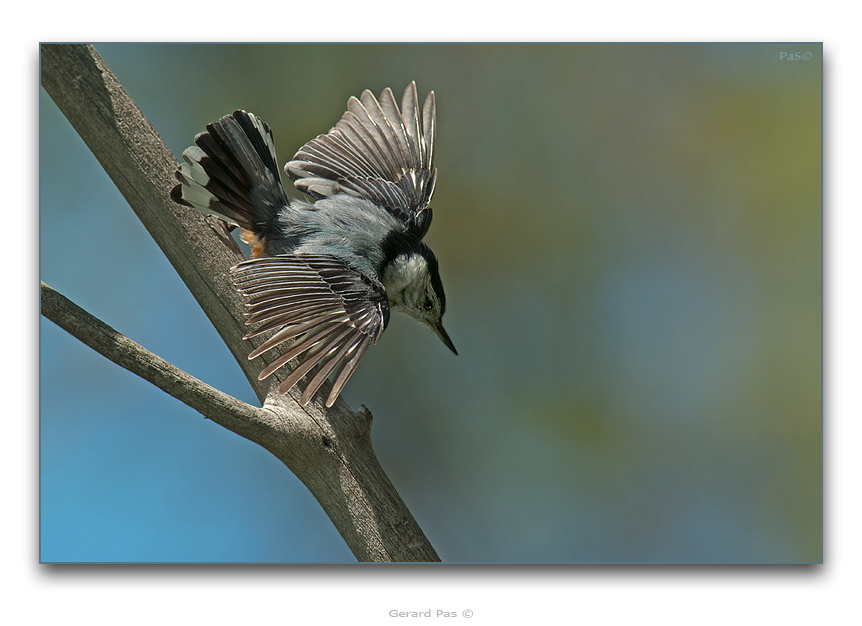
left=434, top=322, right=458, bottom=355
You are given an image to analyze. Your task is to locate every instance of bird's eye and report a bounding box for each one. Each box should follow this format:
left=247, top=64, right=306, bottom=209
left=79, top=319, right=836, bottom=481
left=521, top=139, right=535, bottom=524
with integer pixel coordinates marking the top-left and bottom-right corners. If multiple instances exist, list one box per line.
left=423, top=298, right=433, bottom=311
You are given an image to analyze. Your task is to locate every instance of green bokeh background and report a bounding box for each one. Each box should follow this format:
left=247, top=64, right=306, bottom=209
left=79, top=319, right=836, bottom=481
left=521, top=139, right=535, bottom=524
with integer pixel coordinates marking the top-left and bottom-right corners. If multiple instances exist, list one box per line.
left=40, top=43, right=821, bottom=563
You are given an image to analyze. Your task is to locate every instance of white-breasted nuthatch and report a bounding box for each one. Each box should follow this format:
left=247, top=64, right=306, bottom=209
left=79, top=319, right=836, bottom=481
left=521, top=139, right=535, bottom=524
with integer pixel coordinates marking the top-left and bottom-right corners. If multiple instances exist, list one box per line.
left=171, top=82, right=456, bottom=407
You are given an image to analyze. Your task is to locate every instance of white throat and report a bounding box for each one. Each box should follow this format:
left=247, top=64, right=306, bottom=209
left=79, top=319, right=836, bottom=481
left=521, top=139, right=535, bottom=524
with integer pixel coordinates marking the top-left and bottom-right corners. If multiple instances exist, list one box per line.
left=382, top=253, right=428, bottom=309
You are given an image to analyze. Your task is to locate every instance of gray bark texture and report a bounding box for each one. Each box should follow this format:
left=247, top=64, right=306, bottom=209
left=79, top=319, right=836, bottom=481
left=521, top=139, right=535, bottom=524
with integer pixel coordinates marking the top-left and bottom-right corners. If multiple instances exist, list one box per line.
left=40, top=43, right=440, bottom=563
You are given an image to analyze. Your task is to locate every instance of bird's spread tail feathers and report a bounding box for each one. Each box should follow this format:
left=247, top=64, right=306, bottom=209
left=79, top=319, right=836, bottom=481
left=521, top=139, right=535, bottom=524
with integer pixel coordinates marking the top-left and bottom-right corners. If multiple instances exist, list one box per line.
left=171, top=110, right=288, bottom=252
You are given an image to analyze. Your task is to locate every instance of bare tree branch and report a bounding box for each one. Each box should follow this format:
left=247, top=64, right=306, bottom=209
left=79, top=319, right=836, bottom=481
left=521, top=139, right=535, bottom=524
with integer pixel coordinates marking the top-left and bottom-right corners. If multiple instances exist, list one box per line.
left=41, top=281, right=272, bottom=441
left=40, top=43, right=440, bottom=562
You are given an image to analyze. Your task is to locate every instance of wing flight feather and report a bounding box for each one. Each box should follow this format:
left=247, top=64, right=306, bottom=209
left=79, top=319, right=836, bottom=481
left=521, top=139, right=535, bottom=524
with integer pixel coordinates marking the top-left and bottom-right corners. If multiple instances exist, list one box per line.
left=231, top=255, right=389, bottom=406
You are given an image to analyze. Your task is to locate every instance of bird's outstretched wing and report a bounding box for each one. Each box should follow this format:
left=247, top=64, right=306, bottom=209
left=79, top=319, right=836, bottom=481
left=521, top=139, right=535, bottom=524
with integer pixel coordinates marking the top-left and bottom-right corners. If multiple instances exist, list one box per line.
left=231, top=254, right=389, bottom=407
left=285, top=82, right=437, bottom=239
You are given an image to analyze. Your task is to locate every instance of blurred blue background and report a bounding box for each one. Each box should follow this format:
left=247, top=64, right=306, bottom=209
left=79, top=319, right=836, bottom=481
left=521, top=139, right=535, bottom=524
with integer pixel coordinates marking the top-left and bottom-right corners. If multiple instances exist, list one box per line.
left=40, top=43, right=821, bottom=563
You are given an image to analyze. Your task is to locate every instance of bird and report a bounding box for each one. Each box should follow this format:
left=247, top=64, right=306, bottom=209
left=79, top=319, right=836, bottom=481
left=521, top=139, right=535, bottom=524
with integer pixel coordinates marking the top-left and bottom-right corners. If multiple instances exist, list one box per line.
left=170, top=82, right=456, bottom=407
